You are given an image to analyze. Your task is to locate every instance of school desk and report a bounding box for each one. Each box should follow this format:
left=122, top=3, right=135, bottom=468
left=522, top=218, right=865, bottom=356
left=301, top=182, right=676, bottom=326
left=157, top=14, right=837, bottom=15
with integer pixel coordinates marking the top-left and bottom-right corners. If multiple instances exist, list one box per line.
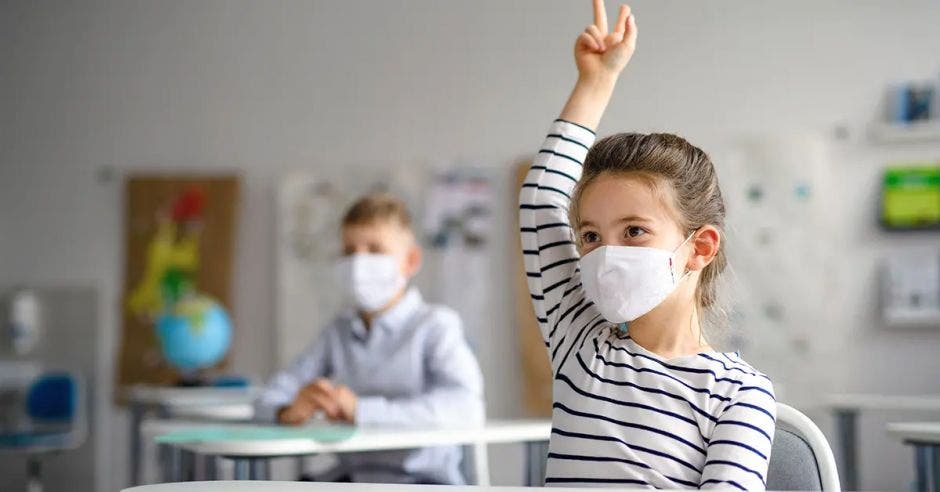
left=128, top=385, right=256, bottom=485
left=147, top=419, right=551, bottom=486
left=123, top=482, right=650, bottom=492
left=888, top=421, right=940, bottom=492
left=827, top=393, right=940, bottom=491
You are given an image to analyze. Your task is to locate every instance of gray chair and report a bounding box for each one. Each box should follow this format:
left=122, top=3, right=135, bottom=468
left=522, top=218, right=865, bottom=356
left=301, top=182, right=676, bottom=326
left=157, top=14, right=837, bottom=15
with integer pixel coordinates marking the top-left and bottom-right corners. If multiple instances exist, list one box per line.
left=767, top=403, right=841, bottom=491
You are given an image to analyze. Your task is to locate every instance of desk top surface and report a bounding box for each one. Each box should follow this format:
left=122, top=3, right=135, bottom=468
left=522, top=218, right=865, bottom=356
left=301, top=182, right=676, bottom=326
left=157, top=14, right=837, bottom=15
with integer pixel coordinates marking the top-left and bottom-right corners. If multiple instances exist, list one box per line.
left=129, top=385, right=257, bottom=407
left=826, top=393, right=940, bottom=411
left=147, top=419, right=552, bottom=457
left=123, top=481, right=643, bottom=492
left=887, top=422, right=940, bottom=444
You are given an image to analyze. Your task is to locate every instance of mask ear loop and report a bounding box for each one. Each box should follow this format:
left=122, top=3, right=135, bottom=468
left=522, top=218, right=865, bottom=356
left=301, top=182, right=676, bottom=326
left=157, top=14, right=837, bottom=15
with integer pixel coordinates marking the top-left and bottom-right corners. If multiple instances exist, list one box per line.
left=673, top=230, right=698, bottom=283
left=672, top=230, right=697, bottom=254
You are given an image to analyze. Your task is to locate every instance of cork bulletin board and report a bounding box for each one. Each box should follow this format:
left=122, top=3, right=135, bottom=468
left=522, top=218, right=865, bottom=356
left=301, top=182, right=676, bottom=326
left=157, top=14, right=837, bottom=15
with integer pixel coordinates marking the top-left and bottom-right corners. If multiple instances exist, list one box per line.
left=116, top=175, right=240, bottom=400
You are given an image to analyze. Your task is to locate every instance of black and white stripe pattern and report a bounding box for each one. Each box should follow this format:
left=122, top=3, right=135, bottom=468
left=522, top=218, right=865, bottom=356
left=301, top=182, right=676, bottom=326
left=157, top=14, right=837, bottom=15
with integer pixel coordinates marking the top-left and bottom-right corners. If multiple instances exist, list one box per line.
left=520, top=120, right=776, bottom=490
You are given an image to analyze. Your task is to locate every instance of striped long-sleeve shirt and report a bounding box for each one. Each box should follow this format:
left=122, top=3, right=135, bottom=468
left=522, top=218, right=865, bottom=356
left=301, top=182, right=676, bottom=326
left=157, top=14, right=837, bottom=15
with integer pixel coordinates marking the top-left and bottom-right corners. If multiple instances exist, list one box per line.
left=520, top=119, right=776, bottom=490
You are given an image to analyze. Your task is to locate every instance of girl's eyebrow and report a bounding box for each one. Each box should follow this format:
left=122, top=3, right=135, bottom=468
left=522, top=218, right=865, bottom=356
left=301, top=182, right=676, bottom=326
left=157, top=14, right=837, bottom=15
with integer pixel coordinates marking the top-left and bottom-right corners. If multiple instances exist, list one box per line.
left=580, top=215, right=653, bottom=229
left=615, top=215, right=653, bottom=224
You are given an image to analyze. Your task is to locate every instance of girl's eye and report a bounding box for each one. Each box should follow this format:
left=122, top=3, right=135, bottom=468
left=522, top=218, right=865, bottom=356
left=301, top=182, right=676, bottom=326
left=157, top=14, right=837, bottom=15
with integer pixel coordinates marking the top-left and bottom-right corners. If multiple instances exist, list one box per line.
left=625, top=226, right=646, bottom=238
left=581, top=231, right=600, bottom=244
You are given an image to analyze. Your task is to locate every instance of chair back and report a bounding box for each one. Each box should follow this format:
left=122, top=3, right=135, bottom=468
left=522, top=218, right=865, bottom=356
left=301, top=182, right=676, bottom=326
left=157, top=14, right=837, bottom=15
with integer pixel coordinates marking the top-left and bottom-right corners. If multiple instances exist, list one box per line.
left=766, top=403, right=841, bottom=491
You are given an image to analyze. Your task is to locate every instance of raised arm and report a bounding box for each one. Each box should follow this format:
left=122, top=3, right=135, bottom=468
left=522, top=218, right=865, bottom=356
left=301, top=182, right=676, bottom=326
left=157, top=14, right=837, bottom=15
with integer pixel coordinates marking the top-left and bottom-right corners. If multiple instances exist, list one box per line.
left=519, top=0, right=637, bottom=351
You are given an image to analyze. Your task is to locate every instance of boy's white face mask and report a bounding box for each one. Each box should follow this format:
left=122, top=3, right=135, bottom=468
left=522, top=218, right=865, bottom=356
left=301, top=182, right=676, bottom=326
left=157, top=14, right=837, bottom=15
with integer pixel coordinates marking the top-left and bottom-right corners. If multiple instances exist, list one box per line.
left=580, top=234, right=694, bottom=324
left=335, top=253, right=406, bottom=312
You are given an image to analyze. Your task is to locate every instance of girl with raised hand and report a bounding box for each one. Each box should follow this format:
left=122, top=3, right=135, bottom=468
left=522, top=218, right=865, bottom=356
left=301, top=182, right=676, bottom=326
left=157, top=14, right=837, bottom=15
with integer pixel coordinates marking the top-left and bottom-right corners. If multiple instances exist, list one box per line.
left=519, top=1, right=775, bottom=489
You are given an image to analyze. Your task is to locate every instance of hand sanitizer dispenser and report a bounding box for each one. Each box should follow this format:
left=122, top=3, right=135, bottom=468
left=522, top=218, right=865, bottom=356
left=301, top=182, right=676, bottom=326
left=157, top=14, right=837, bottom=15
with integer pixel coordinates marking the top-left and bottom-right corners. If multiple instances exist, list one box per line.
left=9, top=289, right=41, bottom=355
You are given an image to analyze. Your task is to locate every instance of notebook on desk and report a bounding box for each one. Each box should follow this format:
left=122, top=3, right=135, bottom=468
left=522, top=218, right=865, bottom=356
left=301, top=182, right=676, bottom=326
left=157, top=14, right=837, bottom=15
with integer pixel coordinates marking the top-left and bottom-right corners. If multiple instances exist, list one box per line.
left=155, top=424, right=356, bottom=444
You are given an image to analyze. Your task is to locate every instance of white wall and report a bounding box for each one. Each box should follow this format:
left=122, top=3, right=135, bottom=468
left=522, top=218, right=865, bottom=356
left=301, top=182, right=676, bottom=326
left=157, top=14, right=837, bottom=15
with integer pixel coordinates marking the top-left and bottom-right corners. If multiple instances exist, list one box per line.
left=2, top=1, right=940, bottom=490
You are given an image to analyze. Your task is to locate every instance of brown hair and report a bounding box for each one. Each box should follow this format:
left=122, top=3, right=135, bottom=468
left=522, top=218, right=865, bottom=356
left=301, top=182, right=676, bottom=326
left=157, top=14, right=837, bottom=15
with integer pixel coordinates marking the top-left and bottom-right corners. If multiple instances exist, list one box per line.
left=342, top=192, right=413, bottom=230
left=570, top=132, right=727, bottom=309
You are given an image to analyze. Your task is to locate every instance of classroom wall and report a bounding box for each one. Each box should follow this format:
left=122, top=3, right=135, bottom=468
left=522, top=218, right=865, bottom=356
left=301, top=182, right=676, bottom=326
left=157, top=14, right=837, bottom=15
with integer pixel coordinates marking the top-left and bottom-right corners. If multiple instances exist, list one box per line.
left=2, top=1, right=940, bottom=490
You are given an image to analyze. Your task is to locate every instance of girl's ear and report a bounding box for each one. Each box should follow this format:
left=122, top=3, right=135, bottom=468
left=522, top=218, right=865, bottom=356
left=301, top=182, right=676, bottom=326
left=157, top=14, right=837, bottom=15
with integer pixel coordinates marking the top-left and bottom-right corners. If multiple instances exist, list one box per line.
left=686, top=225, right=720, bottom=272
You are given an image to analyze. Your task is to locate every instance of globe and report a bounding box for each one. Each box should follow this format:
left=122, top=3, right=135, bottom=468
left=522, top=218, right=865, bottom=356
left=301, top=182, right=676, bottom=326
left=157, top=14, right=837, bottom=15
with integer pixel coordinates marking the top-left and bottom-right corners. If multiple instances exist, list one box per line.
left=155, top=295, right=232, bottom=372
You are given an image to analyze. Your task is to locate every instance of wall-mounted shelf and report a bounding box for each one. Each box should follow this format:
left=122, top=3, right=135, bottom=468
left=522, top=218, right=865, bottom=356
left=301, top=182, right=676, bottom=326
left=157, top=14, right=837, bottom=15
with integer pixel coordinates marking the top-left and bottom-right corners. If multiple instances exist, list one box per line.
left=884, top=308, right=940, bottom=329
left=870, top=120, right=940, bottom=144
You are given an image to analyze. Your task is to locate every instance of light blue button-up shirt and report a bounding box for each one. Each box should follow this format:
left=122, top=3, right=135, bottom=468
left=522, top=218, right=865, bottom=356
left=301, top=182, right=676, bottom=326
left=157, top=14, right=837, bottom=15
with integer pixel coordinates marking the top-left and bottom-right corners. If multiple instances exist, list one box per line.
left=255, top=288, right=485, bottom=484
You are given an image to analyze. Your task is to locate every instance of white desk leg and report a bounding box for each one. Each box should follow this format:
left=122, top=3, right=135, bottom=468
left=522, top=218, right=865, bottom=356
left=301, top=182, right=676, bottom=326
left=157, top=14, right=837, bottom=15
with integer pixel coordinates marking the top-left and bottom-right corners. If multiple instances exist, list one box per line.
left=525, top=440, right=548, bottom=486
left=195, top=453, right=218, bottom=480
left=159, top=443, right=181, bottom=482
left=232, top=457, right=271, bottom=480
left=26, top=456, right=42, bottom=492
left=914, top=444, right=940, bottom=492
left=206, top=454, right=219, bottom=480
left=835, top=408, right=858, bottom=491
left=233, top=457, right=250, bottom=480
left=472, top=441, right=490, bottom=486
left=129, top=401, right=144, bottom=485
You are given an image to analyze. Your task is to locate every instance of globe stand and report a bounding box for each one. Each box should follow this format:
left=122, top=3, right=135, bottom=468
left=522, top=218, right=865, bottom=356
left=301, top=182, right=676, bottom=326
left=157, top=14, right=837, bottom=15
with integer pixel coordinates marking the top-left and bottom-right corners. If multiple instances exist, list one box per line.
left=174, top=367, right=222, bottom=387
left=175, top=374, right=210, bottom=387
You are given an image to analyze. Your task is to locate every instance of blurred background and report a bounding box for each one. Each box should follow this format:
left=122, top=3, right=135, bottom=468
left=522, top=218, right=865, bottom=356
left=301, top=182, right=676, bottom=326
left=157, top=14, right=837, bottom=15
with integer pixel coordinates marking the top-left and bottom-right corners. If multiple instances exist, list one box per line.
left=2, top=1, right=940, bottom=490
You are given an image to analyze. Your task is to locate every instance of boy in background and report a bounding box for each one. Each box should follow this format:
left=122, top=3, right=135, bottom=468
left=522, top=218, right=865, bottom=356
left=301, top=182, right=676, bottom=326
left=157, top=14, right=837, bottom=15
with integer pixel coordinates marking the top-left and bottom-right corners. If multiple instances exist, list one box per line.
left=255, top=192, right=485, bottom=484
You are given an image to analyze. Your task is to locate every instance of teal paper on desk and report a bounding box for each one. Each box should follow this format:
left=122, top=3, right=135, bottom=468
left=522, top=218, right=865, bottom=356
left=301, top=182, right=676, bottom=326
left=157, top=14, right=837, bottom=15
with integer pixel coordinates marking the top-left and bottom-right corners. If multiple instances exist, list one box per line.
left=155, top=424, right=356, bottom=444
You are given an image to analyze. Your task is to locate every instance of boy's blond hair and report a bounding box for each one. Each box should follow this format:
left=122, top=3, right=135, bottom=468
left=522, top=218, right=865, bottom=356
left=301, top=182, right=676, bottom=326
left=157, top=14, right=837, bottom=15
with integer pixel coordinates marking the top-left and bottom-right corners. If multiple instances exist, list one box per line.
left=341, top=192, right=413, bottom=230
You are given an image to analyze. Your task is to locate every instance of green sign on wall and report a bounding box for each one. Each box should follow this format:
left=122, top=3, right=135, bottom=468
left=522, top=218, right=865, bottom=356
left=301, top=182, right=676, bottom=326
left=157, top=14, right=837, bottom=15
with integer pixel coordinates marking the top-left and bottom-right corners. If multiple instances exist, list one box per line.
left=882, top=165, right=940, bottom=229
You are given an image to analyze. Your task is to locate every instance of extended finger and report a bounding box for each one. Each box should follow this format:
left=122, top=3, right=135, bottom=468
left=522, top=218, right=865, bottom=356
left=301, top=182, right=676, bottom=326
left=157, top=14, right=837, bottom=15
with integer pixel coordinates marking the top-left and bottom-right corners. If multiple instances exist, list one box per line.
left=624, top=13, right=637, bottom=45
left=614, top=4, right=631, bottom=34
left=592, top=0, right=608, bottom=33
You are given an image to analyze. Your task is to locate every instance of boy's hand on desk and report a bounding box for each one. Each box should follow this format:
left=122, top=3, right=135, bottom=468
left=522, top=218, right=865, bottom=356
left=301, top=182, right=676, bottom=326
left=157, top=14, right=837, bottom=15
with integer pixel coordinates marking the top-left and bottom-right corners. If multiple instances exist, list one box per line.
left=277, top=399, right=317, bottom=426
left=331, top=384, right=357, bottom=424
left=298, top=378, right=358, bottom=423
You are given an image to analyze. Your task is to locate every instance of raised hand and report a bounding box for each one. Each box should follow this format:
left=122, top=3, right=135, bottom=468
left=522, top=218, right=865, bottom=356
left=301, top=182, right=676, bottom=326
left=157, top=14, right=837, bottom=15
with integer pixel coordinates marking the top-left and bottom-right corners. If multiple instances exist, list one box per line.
left=574, top=0, right=637, bottom=82
left=297, top=378, right=343, bottom=420
left=559, top=0, right=637, bottom=130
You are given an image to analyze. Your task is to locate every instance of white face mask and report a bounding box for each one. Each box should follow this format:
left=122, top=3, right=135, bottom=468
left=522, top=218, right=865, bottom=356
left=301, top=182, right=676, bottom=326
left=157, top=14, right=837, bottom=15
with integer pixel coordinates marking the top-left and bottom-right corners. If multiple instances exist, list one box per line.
left=334, top=253, right=407, bottom=312
left=580, top=233, right=694, bottom=324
